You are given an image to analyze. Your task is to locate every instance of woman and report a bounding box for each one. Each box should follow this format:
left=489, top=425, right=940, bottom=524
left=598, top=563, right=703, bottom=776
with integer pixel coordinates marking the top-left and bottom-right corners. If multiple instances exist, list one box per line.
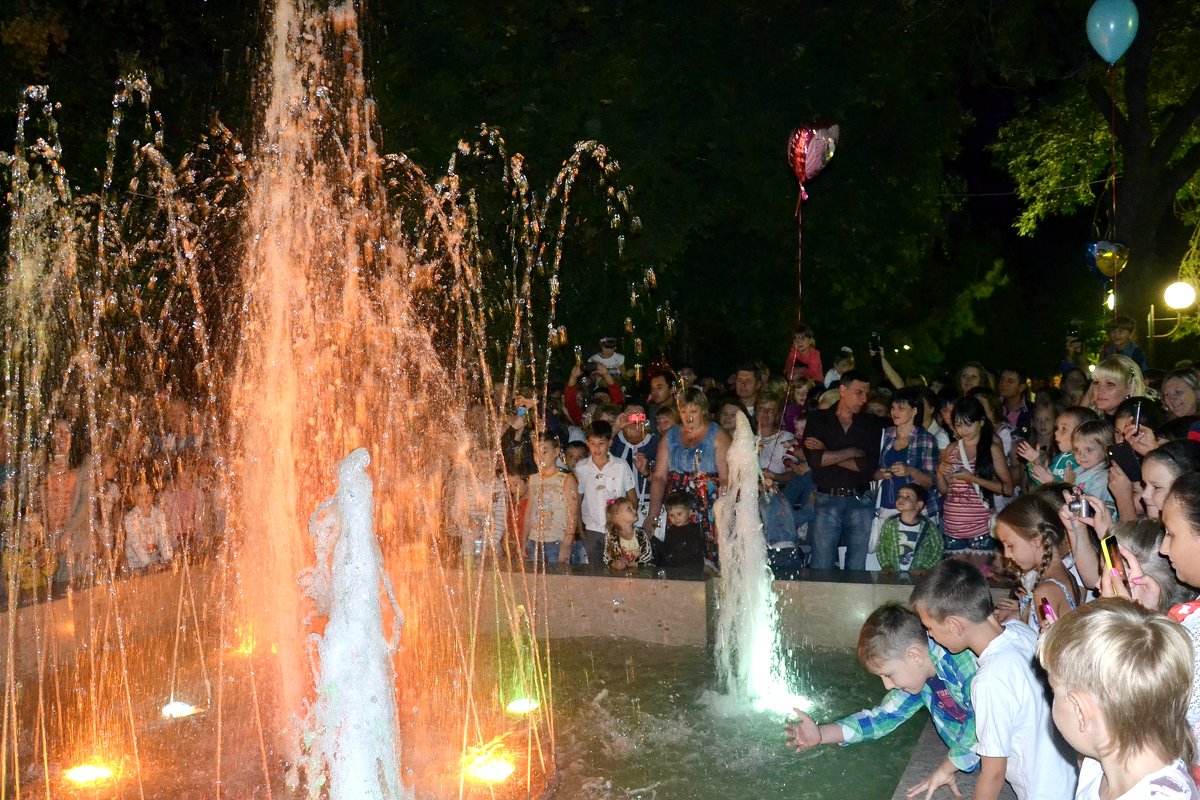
left=1086, top=355, right=1147, bottom=418
left=874, top=387, right=940, bottom=522
left=1162, top=368, right=1200, bottom=419
left=717, top=397, right=751, bottom=437
left=1109, top=472, right=1200, bottom=775
left=648, top=387, right=730, bottom=567
left=936, top=396, right=1012, bottom=567
left=957, top=362, right=992, bottom=395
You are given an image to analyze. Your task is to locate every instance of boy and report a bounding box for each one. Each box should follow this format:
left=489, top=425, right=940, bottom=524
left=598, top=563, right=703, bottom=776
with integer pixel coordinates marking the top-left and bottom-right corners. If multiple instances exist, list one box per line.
left=785, top=603, right=979, bottom=797
left=661, top=492, right=704, bottom=569
left=878, top=483, right=942, bottom=574
left=1072, top=419, right=1114, bottom=510
left=910, top=561, right=1077, bottom=799
left=1038, top=598, right=1196, bottom=799
left=573, top=421, right=637, bottom=569
left=1100, top=315, right=1148, bottom=371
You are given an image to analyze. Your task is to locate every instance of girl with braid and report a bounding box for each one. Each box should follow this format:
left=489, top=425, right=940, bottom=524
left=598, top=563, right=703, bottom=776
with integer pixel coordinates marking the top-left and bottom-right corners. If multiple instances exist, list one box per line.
left=992, top=494, right=1081, bottom=635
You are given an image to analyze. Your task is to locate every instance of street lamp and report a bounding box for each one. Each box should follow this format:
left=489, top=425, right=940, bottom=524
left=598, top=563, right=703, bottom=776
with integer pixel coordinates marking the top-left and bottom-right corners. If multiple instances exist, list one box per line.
left=1147, top=281, right=1197, bottom=364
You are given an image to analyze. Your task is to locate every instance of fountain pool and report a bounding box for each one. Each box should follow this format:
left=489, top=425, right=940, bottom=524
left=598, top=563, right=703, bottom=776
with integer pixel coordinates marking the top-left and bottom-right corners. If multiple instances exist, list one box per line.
left=0, top=567, right=923, bottom=799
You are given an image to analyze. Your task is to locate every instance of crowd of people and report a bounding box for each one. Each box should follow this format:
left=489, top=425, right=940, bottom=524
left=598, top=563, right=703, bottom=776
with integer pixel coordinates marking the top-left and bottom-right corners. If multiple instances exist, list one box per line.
left=487, top=316, right=1200, bottom=795
left=1, top=397, right=222, bottom=592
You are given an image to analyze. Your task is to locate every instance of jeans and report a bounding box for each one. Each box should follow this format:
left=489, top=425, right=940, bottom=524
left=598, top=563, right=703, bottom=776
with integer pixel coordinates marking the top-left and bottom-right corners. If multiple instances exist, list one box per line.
left=525, top=540, right=561, bottom=566
left=809, top=491, right=874, bottom=570
left=582, top=528, right=607, bottom=570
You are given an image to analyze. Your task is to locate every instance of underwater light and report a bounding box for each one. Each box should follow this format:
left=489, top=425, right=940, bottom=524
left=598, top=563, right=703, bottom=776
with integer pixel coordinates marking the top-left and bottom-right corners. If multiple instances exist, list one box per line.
left=64, top=763, right=115, bottom=785
left=753, top=692, right=813, bottom=716
left=506, top=697, right=540, bottom=715
left=463, top=738, right=515, bottom=783
left=161, top=701, right=200, bottom=719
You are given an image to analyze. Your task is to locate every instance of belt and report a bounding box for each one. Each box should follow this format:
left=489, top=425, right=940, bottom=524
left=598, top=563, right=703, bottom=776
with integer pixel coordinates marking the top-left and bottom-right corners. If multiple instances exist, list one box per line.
left=817, top=487, right=867, bottom=498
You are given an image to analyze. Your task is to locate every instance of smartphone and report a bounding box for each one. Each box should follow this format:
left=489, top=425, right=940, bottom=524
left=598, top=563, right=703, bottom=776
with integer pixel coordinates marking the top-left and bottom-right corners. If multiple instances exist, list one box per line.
left=1132, top=399, right=1143, bottom=436
left=1099, top=535, right=1128, bottom=585
left=869, top=332, right=882, bottom=352
left=1107, top=441, right=1142, bottom=483
left=1040, top=597, right=1057, bottom=624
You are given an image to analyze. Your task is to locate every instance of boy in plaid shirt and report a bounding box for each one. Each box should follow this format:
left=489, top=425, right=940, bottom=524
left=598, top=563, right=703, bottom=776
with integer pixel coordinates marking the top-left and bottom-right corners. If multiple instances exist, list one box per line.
left=786, top=603, right=978, bottom=796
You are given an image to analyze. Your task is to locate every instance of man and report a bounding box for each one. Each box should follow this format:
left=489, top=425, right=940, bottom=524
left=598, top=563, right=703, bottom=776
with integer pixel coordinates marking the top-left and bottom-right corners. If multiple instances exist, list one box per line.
left=646, top=370, right=675, bottom=420
left=734, top=365, right=762, bottom=420
left=610, top=402, right=660, bottom=531
left=997, top=368, right=1031, bottom=435
left=573, top=420, right=637, bottom=569
left=755, top=393, right=795, bottom=486
left=802, top=371, right=885, bottom=571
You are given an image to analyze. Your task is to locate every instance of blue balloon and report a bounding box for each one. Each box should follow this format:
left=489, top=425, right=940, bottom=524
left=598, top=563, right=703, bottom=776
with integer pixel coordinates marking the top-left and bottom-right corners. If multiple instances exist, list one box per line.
left=1087, top=0, right=1139, bottom=65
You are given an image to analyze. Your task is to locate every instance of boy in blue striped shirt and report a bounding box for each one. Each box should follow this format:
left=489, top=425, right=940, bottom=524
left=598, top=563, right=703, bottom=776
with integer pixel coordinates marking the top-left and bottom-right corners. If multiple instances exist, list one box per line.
left=785, top=603, right=979, bottom=796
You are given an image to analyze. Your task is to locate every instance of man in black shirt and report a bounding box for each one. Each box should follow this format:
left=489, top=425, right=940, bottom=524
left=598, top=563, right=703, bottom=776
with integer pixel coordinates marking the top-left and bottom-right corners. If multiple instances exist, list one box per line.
left=802, top=371, right=884, bottom=570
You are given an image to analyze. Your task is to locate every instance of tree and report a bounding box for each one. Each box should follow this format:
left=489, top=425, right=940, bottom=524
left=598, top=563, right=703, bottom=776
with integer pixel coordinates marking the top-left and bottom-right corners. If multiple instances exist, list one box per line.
left=988, top=0, right=1200, bottom=324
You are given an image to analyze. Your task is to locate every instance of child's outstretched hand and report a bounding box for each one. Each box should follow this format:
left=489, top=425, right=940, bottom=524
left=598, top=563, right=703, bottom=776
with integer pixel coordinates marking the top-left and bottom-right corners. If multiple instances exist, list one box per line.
left=784, top=709, right=821, bottom=753
left=905, top=757, right=961, bottom=799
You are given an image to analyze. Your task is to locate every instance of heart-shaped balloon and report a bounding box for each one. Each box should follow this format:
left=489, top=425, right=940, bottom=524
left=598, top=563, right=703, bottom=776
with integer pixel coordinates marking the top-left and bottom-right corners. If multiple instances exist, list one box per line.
left=1087, top=240, right=1130, bottom=278
left=788, top=123, right=840, bottom=200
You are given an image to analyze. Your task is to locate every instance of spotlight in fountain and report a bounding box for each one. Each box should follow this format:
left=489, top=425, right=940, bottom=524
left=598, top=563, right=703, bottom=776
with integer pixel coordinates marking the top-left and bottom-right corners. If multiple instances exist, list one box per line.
left=463, top=737, right=516, bottom=784
left=505, top=697, right=540, bottom=715
left=161, top=700, right=201, bottom=719
left=64, top=762, right=116, bottom=786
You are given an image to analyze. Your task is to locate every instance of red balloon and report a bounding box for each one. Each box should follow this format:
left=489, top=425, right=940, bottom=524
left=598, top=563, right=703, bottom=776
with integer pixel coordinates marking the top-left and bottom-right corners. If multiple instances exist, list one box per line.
left=787, top=123, right=840, bottom=200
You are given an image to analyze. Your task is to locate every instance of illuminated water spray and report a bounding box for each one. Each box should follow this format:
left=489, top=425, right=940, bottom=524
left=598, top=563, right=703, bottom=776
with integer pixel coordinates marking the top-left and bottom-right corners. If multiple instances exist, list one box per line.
left=712, top=413, right=809, bottom=714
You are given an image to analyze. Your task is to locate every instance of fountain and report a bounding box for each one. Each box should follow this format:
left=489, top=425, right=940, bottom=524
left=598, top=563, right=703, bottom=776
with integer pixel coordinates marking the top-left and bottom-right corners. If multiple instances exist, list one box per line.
left=0, top=1, right=934, bottom=797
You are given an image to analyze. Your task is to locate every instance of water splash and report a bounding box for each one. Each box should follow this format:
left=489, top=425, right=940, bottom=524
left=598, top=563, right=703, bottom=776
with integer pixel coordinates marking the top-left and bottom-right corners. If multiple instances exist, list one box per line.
left=711, top=413, right=808, bottom=715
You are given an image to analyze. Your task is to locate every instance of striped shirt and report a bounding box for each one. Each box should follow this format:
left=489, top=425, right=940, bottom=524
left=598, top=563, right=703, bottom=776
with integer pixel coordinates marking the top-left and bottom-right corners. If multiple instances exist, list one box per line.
left=942, top=447, right=993, bottom=540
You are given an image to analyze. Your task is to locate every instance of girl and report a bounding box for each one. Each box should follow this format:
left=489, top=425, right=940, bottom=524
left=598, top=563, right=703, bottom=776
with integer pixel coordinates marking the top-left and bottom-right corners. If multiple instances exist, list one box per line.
left=603, top=497, right=652, bottom=570
left=784, top=325, right=823, bottom=384
left=782, top=378, right=814, bottom=435
left=936, top=396, right=1012, bottom=566
left=1014, top=399, right=1061, bottom=489
left=1028, top=406, right=1095, bottom=485
left=1086, top=355, right=1147, bottom=419
left=1142, top=440, right=1200, bottom=519
left=993, top=494, right=1082, bottom=631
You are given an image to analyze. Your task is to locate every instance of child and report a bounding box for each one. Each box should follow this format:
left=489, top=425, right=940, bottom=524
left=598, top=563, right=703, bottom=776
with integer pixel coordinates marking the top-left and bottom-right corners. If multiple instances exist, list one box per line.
left=661, top=492, right=705, bottom=569
left=823, top=346, right=855, bottom=387
left=522, top=438, right=579, bottom=566
left=1072, top=419, right=1115, bottom=510
left=602, top=497, right=652, bottom=570
left=785, top=603, right=978, bottom=797
left=1038, top=598, right=1196, bottom=798
left=992, top=494, right=1082, bottom=631
left=1027, top=407, right=1095, bottom=485
left=574, top=421, right=637, bottom=568
left=877, top=484, right=943, bottom=574
left=1014, top=400, right=1060, bottom=488
left=783, top=324, right=823, bottom=384
left=911, top=560, right=1077, bottom=799
left=123, top=481, right=175, bottom=570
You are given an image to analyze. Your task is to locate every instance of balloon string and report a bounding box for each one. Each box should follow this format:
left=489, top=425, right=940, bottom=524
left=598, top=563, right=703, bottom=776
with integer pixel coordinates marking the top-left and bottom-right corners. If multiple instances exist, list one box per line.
left=796, top=192, right=804, bottom=323
left=1110, top=64, right=1119, bottom=323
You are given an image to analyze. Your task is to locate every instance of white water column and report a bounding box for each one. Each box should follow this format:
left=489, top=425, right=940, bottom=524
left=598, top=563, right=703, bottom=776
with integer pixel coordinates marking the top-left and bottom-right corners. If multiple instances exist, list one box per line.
left=297, top=448, right=408, bottom=800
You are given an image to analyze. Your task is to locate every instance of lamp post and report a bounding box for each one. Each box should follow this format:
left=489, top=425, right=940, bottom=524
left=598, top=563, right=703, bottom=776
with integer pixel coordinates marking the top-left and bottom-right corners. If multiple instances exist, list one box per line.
left=1147, top=281, right=1197, bottom=366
